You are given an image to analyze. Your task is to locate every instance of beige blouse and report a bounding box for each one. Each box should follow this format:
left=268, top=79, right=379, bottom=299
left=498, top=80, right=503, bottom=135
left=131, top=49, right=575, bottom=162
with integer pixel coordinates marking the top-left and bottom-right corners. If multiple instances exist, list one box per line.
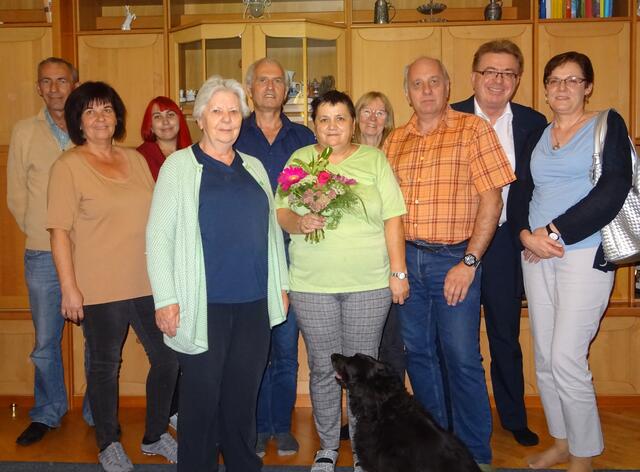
left=47, top=147, right=154, bottom=305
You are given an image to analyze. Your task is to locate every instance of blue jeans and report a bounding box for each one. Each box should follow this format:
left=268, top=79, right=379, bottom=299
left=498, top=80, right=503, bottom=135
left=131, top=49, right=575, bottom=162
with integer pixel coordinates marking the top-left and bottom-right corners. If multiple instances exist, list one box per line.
left=25, top=250, right=93, bottom=427
left=397, top=241, right=492, bottom=464
left=256, top=308, right=299, bottom=434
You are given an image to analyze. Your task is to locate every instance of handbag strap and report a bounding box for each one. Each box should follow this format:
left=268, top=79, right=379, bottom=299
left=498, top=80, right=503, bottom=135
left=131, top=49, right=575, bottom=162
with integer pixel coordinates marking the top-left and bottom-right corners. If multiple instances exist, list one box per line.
left=590, top=109, right=610, bottom=185
left=591, top=108, right=640, bottom=192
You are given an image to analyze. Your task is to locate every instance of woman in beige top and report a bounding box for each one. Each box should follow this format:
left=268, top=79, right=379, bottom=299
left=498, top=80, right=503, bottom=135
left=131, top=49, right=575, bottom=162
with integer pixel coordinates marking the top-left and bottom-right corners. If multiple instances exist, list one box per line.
left=47, top=82, right=178, bottom=472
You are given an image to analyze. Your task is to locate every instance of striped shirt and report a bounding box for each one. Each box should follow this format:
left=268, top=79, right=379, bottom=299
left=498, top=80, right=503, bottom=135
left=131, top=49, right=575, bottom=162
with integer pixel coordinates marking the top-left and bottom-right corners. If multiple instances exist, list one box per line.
left=383, top=107, right=515, bottom=244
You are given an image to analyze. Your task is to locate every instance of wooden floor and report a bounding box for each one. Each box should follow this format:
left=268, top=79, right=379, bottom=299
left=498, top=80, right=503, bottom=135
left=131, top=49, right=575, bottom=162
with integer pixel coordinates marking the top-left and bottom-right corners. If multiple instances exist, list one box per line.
left=1, top=406, right=639, bottom=469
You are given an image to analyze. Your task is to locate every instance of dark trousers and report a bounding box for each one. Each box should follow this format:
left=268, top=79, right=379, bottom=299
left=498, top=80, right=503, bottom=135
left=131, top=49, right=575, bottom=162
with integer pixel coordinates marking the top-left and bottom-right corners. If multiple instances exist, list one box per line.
left=82, top=296, right=179, bottom=450
left=176, top=299, right=271, bottom=472
left=379, top=303, right=406, bottom=380
left=481, top=223, right=528, bottom=431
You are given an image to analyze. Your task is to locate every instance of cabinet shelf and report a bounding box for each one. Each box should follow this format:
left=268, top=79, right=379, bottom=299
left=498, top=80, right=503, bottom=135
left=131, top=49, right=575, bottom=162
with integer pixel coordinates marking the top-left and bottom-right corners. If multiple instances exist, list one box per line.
left=0, top=8, right=47, bottom=24
left=76, top=0, right=165, bottom=31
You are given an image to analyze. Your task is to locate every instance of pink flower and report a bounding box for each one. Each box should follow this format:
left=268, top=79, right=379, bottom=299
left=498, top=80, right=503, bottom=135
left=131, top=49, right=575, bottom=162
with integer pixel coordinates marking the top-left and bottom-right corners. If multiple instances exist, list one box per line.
left=278, top=166, right=308, bottom=191
left=316, top=170, right=332, bottom=187
left=335, top=174, right=357, bottom=186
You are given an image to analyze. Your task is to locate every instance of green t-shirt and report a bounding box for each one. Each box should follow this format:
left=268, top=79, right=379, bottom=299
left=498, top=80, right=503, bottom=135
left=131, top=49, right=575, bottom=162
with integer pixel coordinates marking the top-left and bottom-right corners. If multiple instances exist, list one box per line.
left=275, top=144, right=406, bottom=293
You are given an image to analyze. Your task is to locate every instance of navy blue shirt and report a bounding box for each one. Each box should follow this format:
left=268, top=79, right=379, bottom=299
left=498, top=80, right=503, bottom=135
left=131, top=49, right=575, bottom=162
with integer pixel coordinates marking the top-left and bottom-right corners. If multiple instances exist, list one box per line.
left=193, top=144, right=269, bottom=303
left=235, top=112, right=316, bottom=192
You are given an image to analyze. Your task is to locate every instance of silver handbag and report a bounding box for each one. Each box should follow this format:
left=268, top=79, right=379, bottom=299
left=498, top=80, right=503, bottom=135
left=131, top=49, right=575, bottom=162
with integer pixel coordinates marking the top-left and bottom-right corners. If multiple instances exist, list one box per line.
left=591, top=109, right=640, bottom=264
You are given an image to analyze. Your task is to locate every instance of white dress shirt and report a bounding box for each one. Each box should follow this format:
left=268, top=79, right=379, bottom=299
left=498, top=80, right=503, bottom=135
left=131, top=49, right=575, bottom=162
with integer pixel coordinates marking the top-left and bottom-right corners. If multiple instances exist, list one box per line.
left=474, top=98, right=515, bottom=226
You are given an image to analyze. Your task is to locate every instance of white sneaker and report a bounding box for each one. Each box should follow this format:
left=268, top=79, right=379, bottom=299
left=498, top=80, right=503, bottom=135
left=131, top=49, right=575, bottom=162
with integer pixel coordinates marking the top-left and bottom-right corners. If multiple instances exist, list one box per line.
left=311, top=449, right=338, bottom=472
left=98, top=442, right=134, bottom=472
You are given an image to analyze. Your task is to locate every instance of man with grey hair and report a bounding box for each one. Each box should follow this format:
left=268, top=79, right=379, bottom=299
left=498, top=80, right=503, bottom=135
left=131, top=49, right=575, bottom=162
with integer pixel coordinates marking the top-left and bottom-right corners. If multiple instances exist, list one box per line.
left=384, top=56, right=515, bottom=471
left=7, top=57, right=92, bottom=446
left=452, top=39, right=546, bottom=448
left=235, top=57, right=315, bottom=457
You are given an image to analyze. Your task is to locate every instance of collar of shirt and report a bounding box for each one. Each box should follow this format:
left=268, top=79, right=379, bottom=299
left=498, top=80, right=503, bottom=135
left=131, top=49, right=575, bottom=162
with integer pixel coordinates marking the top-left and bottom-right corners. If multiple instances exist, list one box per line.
left=406, top=106, right=456, bottom=137
left=245, top=111, right=293, bottom=141
left=44, top=108, right=71, bottom=151
left=473, top=98, right=513, bottom=127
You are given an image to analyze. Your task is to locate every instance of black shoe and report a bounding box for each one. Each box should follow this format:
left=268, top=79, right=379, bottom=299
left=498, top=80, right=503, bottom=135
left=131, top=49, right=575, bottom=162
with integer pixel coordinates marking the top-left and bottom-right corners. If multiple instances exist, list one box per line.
left=510, top=427, right=539, bottom=447
left=16, top=422, right=51, bottom=446
left=339, top=423, right=350, bottom=440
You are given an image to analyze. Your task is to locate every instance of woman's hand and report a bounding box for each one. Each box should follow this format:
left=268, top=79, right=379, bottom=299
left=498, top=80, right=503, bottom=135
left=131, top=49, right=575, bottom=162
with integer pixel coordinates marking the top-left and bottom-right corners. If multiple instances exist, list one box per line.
left=520, top=227, right=564, bottom=261
left=61, top=285, right=84, bottom=323
left=297, top=213, right=325, bottom=234
left=390, top=277, right=410, bottom=305
left=155, top=303, right=180, bottom=337
left=282, top=290, right=289, bottom=314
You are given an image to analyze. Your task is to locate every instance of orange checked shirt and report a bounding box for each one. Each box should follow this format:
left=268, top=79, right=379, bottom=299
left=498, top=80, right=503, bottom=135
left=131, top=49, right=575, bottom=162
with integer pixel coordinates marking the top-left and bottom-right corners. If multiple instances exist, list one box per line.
left=383, top=107, right=515, bottom=244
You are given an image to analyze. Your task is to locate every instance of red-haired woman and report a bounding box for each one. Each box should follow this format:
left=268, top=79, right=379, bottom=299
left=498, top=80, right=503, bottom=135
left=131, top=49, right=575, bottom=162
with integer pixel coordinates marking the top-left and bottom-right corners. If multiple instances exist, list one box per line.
left=137, top=96, right=192, bottom=181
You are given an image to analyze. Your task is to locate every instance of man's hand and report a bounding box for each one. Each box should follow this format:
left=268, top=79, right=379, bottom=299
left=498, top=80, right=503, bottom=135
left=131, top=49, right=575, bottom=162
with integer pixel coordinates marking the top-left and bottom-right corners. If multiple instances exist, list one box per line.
left=155, top=303, right=180, bottom=337
left=443, top=262, right=477, bottom=306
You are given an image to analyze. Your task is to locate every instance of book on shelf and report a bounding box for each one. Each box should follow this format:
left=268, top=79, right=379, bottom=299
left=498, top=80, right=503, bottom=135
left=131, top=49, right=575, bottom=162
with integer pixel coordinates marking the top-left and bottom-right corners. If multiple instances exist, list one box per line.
left=539, top=0, right=613, bottom=17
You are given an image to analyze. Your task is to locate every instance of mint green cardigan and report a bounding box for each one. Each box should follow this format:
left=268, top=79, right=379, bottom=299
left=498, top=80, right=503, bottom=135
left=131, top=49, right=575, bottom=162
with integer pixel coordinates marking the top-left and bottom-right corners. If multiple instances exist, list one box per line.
left=145, top=146, right=289, bottom=355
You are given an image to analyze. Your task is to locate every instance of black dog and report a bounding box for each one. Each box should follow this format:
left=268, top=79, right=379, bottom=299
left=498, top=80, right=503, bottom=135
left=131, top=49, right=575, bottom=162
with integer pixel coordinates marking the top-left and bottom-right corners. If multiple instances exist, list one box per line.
left=331, top=353, right=481, bottom=472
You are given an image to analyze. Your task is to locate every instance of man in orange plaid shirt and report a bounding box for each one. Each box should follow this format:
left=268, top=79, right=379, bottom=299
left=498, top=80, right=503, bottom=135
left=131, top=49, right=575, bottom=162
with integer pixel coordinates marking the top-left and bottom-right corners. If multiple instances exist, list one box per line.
left=383, top=56, right=515, bottom=472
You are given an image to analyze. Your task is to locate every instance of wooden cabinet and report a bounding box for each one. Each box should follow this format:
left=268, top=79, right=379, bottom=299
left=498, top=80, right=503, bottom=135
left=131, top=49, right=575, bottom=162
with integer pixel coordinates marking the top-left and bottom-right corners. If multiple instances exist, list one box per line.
left=76, top=33, right=166, bottom=146
left=536, top=21, right=631, bottom=123
left=351, top=25, right=441, bottom=124
left=2, top=0, right=640, bottom=408
left=0, top=27, right=52, bottom=145
left=351, top=23, right=533, bottom=125
left=170, top=20, right=346, bottom=127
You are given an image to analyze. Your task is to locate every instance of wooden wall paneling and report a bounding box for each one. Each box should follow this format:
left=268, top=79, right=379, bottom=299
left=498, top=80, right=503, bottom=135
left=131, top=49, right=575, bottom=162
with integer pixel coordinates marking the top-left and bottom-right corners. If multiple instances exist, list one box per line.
left=536, top=22, right=631, bottom=123
left=611, top=267, right=632, bottom=304
left=77, top=33, right=166, bottom=147
left=0, top=27, right=52, bottom=145
left=0, top=318, right=36, bottom=396
left=441, top=24, right=534, bottom=107
left=0, top=149, right=29, bottom=309
left=590, top=316, right=640, bottom=395
left=350, top=26, right=442, bottom=125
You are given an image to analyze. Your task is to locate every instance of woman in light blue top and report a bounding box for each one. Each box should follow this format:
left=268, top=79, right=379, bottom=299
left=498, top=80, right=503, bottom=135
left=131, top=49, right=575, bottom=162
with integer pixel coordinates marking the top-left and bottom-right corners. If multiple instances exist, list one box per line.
left=508, top=52, right=632, bottom=471
left=146, top=76, right=288, bottom=472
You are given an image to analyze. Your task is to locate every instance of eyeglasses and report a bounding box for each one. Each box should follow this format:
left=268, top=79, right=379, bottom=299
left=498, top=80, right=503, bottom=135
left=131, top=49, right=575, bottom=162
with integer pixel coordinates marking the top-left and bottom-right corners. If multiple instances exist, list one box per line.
left=360, top=109, right=387, bottom=119
left=474, top=70, right=519, bottom=81
left=544, top=76, right=587, bottom=88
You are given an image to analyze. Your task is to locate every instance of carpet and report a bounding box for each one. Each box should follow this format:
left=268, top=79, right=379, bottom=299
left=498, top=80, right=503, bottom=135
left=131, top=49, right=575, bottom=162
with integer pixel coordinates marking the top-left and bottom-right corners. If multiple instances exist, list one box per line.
left=0, top=464, right=636, bottom=472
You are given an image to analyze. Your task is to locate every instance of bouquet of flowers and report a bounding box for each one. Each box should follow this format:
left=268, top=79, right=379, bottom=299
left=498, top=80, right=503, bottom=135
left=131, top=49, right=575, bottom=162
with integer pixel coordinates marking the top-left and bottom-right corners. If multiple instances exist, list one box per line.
left=277, top=147, right=366, bottom=243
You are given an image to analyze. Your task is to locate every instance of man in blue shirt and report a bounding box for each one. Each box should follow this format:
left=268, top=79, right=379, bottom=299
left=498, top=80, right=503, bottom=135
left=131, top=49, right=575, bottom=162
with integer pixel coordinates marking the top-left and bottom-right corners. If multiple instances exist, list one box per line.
left=235, top=57, right=315, bottom=457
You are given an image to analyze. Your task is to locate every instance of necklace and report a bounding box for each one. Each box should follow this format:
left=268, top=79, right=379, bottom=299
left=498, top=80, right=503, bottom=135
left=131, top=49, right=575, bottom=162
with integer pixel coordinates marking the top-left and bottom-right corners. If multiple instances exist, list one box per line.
left=551, top=112, right=586, bottom=150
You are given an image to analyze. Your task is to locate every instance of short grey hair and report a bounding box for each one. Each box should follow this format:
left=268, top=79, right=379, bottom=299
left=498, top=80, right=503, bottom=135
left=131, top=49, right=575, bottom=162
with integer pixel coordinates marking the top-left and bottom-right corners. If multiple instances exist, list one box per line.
left=403, top=56, right=450, bottom=95
left=38, top=57, right=79, bottom=83
left=244, top=57, right=290, bottom=92
left=193, top=75, right=250, bottom=119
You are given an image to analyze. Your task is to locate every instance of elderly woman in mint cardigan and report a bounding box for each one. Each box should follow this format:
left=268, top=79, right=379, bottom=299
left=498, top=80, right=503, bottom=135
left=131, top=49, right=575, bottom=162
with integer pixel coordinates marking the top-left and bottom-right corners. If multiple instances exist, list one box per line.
left=145, top=76, right=289, bottom=472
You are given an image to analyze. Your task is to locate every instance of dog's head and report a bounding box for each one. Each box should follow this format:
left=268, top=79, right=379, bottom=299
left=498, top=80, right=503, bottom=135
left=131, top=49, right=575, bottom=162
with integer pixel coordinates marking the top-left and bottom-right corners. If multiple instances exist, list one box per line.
left=331, top=353, right=405, bottom=416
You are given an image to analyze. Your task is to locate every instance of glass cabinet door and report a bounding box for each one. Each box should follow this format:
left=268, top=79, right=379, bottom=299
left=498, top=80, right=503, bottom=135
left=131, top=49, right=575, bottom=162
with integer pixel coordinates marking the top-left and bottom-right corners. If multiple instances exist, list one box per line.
left=205, top=37, right=243, bottom=82
left=266, top=36, right=306, bottom=124
left=261, top=22, right=345, bottom=126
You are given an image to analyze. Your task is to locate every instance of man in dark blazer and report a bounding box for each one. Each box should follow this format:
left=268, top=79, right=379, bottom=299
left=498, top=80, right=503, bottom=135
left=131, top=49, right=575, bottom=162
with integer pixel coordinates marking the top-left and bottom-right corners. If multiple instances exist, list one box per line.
left=452, top=39, right=547, bottom=447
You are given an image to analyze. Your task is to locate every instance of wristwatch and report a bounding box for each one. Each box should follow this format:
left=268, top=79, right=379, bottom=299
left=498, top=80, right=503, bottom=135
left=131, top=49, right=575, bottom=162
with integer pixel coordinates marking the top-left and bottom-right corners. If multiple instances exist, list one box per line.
left=391, top=271, right=407, bottom=280
left=545, top=224, right=560, bottom=241
left=462, top=253, right=480, bottom=268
